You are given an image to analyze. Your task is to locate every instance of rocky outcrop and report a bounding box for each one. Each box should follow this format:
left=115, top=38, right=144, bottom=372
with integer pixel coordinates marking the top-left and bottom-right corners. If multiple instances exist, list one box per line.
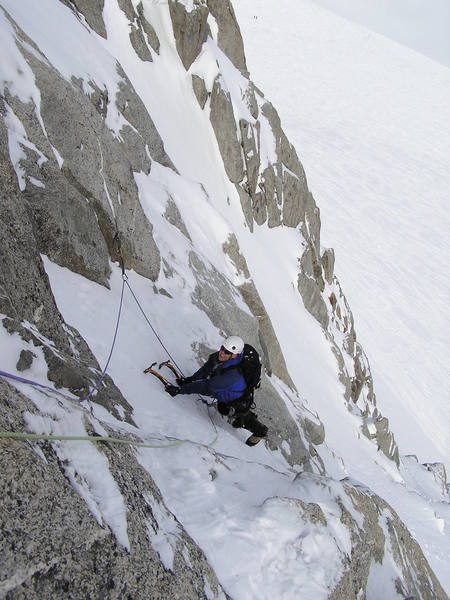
left=63, top=0, right=107, bottom=38
left=129, top=23, right=153, bottom=62
left=136, top=2, right=160, bottom=54
left=0, top=13, right=173, bottom=285
left=209, top=76, right=244, bottom=183
left=168, top=0, right=210, bottom=70
left=0, top=158, right=133, bottom=421
left=199, top=22, right=401, bottom=464
left=326, top=277, right=399, bottom=465
left=283, top=474, right=448, bottom=600
left=192, top=74, right=208, bottom=109
left=330, top=478, right=448, bottom=599
left=206, top=0, right=248, bottom=76
left=118, top=0, right=160, bottom=58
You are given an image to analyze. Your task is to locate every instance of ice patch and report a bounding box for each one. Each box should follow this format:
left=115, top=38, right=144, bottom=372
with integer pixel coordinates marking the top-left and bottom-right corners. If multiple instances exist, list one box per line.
left=144, top=493, right=181, bottom=571
left=2, top=101, right=47, bottom=191
left=27, top=176, right=45, bottom=188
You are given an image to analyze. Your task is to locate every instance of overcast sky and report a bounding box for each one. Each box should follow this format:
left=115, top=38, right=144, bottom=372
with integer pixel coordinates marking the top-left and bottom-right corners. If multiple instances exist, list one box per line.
left=312, top=0, right=450, bottom=69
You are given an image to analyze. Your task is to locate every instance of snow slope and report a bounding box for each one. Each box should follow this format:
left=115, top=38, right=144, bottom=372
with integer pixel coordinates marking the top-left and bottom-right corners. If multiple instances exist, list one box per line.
left=234, top=0, right=450, bottom=474
left=1, top=0, right=450, bottom=596
left=310, top=0, right=450, bottom=70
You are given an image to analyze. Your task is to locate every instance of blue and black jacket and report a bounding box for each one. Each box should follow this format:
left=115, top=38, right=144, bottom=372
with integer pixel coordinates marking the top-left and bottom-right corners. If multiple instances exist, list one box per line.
left=179, top=351, right=246, bottom=403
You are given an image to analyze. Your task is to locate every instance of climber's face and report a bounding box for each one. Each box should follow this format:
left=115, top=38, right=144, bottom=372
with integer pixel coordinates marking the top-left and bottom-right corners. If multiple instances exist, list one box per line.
left=219, top=345, right=236, bottom=362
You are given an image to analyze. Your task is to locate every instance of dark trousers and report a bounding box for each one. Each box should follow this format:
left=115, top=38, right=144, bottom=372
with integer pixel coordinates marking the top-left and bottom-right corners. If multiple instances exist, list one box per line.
left=218, top=402, right=268, bottom=438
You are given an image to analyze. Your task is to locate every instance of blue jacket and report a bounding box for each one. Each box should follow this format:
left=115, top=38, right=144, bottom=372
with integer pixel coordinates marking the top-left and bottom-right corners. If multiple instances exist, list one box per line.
left=179, top=352, right=246, bottom=403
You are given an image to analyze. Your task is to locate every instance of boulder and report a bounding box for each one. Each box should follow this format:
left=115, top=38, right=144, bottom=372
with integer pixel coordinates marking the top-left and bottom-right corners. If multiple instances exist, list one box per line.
left=191, top=74, right=208, bottom=109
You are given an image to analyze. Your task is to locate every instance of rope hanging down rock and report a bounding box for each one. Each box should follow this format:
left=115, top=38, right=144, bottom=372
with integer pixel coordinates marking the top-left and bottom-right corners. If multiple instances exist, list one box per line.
left=0, top=231, right=168, bottom=401
left=113, top=229, right=183, bottom=374
left=0, top=232, right=218, bottom=446
left=0, top=272, right=126, bottom=404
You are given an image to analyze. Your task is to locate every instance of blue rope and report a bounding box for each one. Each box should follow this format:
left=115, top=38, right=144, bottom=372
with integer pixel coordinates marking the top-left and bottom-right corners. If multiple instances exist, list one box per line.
left=124, top=278, right=184, bottom=376
left=0, top=369, right=75, bottom=401
left=0, top=274, right=126, bottom=403
left=81, top=274, right=126, bottom=401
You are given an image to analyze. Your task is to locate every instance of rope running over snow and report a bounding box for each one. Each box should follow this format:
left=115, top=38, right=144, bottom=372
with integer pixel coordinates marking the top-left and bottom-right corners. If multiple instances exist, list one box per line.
left=0, top=430, right=183, bottom=449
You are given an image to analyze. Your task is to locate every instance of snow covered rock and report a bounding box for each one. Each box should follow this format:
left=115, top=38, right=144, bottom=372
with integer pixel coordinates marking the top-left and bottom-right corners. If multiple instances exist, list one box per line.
left=0, top=0, right=447, bottom=597
left=0, top=380, right=227, bottom=599
left=332, top=478, right=447, bottom=599
left=209, top=75, right=245, bottom=184
left=169, top=0, right=210, bottom=70
left=206, top=0, right=248, bottom=76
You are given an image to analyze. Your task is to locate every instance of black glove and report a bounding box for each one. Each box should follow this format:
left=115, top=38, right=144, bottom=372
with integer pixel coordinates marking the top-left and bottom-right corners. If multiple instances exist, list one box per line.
left=165, top=384, right=180, bottom=397
left=176, top=376, right=186, bottom=386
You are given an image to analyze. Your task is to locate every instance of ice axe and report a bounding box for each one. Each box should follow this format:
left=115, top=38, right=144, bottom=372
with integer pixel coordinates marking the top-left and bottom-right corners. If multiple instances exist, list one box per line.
left=143, top=362, right=171, bottom=386
left=158, top=359, right=182, bottom=379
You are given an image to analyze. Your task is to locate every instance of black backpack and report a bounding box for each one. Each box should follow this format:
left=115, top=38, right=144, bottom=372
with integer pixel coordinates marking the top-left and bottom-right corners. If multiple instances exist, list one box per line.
left=239, top=344, right=262, bottom=398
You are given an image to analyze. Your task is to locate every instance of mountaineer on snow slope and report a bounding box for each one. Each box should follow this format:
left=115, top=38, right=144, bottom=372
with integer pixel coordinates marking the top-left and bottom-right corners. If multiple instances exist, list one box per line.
left=165, top=336, right=268, bottom=446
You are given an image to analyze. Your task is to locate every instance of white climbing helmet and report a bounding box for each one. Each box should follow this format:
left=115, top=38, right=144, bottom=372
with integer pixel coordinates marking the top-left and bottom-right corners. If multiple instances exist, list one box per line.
left=222, top=335, right=244, bottom=354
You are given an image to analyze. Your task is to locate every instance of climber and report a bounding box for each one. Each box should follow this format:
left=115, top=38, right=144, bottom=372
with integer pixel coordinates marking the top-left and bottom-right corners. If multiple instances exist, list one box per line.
left=165, top=336, right=268, bottom=446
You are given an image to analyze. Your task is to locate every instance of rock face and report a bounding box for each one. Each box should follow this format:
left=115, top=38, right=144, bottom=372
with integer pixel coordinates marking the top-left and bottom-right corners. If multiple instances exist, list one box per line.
left=331, top=478, right=448, bottom=599
left=185, top=0, right=399, bottom=465
left=0, top=0, right=445, bottom=598
left=1, top=20, right=170, bottom=285
left=206, top=0, right=249, bottom=76
left=168, top=0, right=210, bottom=70
left=209, top=76, right=244, bottom=184
left=0, top=381, right=228, bottom=599
left=63, top=0, right=107, bottom=38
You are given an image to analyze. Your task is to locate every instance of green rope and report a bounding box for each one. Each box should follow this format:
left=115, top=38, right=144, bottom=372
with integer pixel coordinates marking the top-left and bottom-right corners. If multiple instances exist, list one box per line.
left=0, top=430, right=182, bottom=449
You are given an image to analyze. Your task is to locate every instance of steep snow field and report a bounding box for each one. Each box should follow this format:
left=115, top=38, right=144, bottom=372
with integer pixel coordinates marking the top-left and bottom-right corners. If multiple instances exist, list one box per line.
left=234, top=0, right=450, bottom=474
left=1, top=0, right=450, bottom=596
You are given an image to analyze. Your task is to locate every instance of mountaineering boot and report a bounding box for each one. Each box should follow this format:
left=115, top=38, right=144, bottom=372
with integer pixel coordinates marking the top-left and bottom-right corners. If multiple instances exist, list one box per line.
left=245, top=434, right=264, bottom=447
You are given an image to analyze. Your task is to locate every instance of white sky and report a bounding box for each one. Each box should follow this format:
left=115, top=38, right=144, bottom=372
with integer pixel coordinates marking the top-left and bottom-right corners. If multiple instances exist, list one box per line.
left=312, top=0, right=450, bottom=69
